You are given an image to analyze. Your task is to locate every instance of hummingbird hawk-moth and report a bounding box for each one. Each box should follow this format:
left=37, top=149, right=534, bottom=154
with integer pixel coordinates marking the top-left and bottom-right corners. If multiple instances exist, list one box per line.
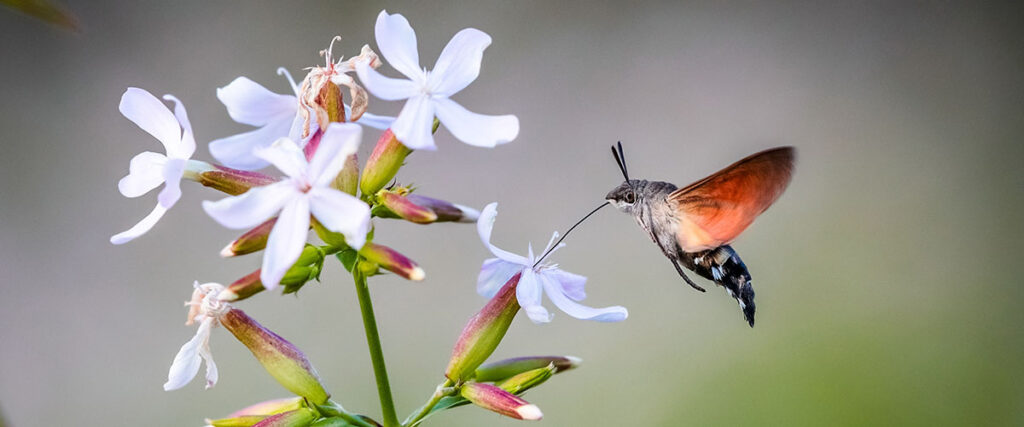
left=605, top=143, right=795, bottom=327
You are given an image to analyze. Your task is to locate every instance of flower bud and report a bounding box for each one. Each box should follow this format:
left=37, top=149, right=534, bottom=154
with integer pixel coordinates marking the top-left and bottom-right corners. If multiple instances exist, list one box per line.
left=359, top=129, right=411, bottom=196
left=376, top=191, right=437, bottom=224
left=222, top=218, right=276, bottom=257
left=207, top=397, right=307, bottom=427
left=333, top=153, right=359, bottom=196
left=445, top=273, right=521, bottom=382
left=220, top=309, right=331, bottom=404
left=250, top=408, right=318, bottom=427
left=359, top=243, right=424, bottom=281
left=459, top=382, right=542, bottom=421
left=496, top=365, right=555, bottom=395
left=474, top=355, right=581, bottom=382
left=405, top=194, right=479, bottom=223
left=195, top=164, right=278, bottom=196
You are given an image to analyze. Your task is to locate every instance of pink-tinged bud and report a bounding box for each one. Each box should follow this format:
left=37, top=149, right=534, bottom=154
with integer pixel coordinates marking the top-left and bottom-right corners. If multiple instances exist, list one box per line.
left=376, top=191, right=437, bottom=224
left=250, top=408, right=318, bottom=427
left=360, top=129, right=412, bottom=196
left=197, top=165, right=278, bottom=196
left=359, top=243, right=424, bottom=281
left=228, top=397, right=307, bottom=417
left=496, top=365, right=555, bottom=395
left=209, top=415, right=267, bottom=426
left=459, top=382, right=543, bottom=421
left=222, top=218, right=276, bottom=257
left=333, top=153, right=359, bottom=196
left=405, top=194, right=479, bottom=223
left=220, top=309, right=331, bottom=404
left=207, top=397, right=307, bottom=426
left=475, top=356, right=581, bottom=382
left=221, top=270, right=264, bottom=302
left=445, top=273, right=521, bottom=382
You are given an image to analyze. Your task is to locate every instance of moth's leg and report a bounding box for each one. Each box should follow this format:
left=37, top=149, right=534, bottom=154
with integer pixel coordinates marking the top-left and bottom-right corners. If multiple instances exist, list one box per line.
left=669, top=258, right=706, bottom=292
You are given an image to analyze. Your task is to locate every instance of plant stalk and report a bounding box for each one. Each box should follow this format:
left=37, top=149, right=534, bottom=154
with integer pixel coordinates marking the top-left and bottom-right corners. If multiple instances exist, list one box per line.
left=353, top=267, right=400, bottom=427
left=402, top=379, right=455, bottom=426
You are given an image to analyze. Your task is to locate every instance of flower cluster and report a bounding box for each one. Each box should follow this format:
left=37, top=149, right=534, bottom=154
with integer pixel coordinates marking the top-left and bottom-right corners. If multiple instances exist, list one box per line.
left=111, top=9, right=626, bottom=427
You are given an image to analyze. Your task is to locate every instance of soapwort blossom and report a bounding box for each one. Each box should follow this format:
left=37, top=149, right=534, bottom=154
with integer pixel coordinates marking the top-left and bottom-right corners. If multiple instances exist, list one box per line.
left=210, top=64, right=393, bottom=171
left=356, top=10, right=519, bottom=151
left=476, top=203, right=628, bottom=323
left=203, top=123, right=371, bottom=289
left=164, top=282, right=228, bottom=391
left=110, top=88, right=197, bottom=245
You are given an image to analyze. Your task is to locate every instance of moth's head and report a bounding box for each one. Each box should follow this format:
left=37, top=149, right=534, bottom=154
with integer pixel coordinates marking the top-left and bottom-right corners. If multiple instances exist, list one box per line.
left=606, top=141, right=640, bottom=212
left=606, top=180, right=642, bottom=212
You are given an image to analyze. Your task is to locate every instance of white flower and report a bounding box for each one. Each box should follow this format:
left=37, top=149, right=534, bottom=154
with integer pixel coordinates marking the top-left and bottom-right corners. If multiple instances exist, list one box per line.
left=110, top=88, right=197, bottom=245
left=356, top=10, right=519, bottom=151
left=203, top=123, right=371, bottom=290
left=209, top=68, right=394, bottom=171
left=476, top=203, right=628, bottom=323
left=164, top=282, right=229, bottom=391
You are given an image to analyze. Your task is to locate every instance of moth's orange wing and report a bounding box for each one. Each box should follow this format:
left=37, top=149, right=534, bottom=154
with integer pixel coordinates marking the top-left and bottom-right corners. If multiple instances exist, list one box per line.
left=670, top=146, right=795, bottom=252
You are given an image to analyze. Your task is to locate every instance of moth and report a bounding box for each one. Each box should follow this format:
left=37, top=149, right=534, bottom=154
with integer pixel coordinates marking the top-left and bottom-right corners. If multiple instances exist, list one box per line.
left=605, top=143, right=795, bottom=327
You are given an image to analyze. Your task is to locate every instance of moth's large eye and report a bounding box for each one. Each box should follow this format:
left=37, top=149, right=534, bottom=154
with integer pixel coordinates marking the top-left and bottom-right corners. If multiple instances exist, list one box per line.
left=624, top=191, right=636, bottom=204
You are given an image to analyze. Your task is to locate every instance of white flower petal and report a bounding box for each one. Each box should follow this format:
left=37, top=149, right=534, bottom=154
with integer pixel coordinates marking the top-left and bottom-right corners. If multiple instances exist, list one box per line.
left=477, top=258, right=523, bottom=298
left=260, top=197, right=311, bottom=290
left=433, top=98, right=519, bottom=148
left=476, top=203, right=529, bottom=265
left=547, top=269, right=587, bottom=302
left=390, top=95, right=436, bottom=150
left=203, top=181, right=296, bottom=230
left=118, top=151, right=167, bottom=198
left=308, top=188, right=370, bottom=250
left=162, top=94, right=196, bottom=159
left=119, top=88, right=181, bottom=152
left=199, top=343, right=218, bottom=390
left=374, top=10, right=422, bottom=80
left=163, top=317, right=212, bottom=391
left=349, top=106, right=395, bottom=130
left=217, top=77, right=297, bottom=127
left=539, top=272, right=627, bottom=322
left=157, top=158, right=186, bottom=208
left=288, top=105, right=319, bottom=143
left=209, top=116, right=295, bottom=171
left=355, top=62, right=419, bottom=101
left=518, top=268, right=553, bottom=323
left=308, top=123, right=362, bottom=187
left=428, top=28, right=491, bottom=97
left=110, top=203, right=168, bottom=245
left=254, top=138, right=309, bottom=179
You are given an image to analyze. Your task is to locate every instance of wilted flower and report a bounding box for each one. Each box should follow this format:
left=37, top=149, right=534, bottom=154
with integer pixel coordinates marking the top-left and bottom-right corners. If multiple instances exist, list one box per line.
left=164, top=282, right=228, bottom=391
left=477, top=203, right=628, bottom=323
left=203, top=123, right=371, bottom=289
left=210, top=67, right=393, bottom=171
left=110, top=88, right=198, bottom=244
left=356, top=10, right=519, bottom=150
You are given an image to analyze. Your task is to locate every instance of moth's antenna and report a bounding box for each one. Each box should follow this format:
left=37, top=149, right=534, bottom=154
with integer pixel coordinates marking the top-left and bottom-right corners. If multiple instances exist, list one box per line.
left=533, top=201, right=610, bottom=267
left=611, top=141, right=629, bottom=181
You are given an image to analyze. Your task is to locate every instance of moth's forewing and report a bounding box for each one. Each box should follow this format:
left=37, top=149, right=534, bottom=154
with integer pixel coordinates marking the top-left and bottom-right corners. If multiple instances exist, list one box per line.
left=670, top=146, right=795, bottom=252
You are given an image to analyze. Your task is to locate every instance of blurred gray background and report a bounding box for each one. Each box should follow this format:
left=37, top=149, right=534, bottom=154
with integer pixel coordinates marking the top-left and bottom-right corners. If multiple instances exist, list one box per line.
left=1, top=1, right=1022, bottom=425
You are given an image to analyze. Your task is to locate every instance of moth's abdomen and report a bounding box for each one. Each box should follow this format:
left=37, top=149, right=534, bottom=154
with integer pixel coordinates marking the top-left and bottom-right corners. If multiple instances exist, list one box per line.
left=684, top=245, right=756, bottom=327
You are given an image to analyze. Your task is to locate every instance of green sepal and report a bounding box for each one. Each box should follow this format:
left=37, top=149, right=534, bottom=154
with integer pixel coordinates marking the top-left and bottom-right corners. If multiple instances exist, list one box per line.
left=336, top=250, right=359, bottom=273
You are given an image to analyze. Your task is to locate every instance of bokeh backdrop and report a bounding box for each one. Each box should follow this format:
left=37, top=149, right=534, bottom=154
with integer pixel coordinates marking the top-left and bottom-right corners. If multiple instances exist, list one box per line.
left=1, top=1, right=1022, bottom=426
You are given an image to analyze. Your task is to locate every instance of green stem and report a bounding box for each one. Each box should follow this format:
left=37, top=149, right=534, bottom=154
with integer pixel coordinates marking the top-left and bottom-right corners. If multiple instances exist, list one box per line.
left=402, top=379, right=455, bottom=427
left=353, top=267, right=400, bottom=427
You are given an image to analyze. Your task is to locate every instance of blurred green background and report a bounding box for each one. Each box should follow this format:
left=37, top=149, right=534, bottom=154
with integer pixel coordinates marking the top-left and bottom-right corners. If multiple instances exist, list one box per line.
left=1, top=1, right=1022, bottom=426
